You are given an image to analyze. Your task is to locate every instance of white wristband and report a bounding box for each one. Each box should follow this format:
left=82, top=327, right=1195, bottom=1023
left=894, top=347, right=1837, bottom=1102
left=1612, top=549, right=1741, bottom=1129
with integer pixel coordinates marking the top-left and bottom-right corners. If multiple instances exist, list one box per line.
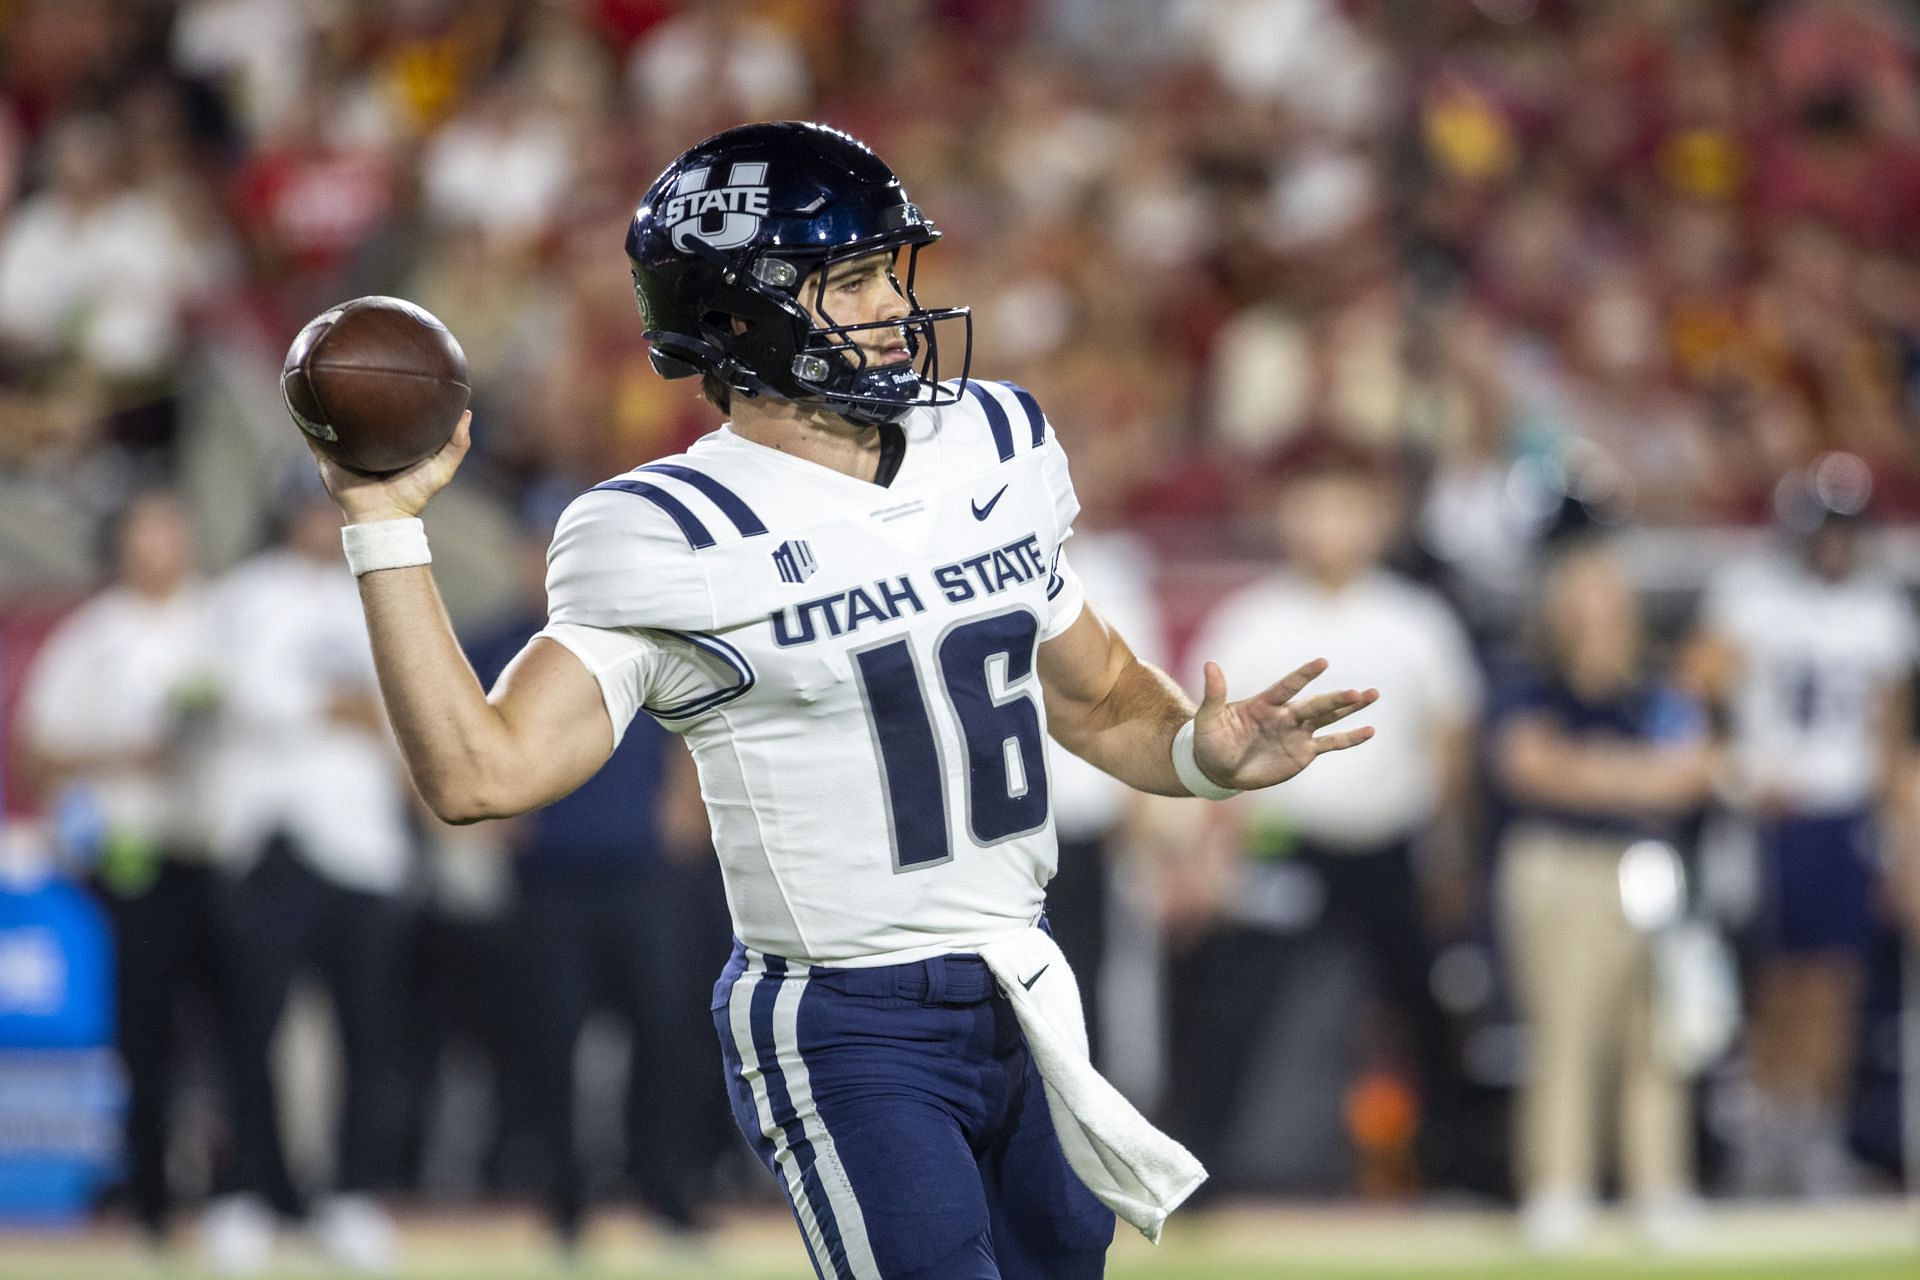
left=341, top=517, right=430, bottom=576
left=1172, top=719, right=1238, bottom=801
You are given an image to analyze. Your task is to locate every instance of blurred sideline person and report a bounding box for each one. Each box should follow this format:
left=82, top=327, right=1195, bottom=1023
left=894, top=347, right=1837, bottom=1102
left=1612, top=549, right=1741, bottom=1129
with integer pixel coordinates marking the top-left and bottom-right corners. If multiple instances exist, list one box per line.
left=19, top=490, right=218, bottom=1248
left=1684, top=454, right=1917, bottom=1198
left=1171, top=440, right=1481, bottom=1187
left=198, top=482, right=413, bottom=1275
left=1492, top=539, right=1715, bottom=1252
left=463, top=517, right=731, bottom=1252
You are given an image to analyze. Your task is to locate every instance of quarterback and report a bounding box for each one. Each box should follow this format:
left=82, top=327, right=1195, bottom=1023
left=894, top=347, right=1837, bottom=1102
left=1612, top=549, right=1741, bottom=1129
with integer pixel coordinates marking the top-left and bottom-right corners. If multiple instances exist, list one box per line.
left=311, top=123, right=1375, bottom=1279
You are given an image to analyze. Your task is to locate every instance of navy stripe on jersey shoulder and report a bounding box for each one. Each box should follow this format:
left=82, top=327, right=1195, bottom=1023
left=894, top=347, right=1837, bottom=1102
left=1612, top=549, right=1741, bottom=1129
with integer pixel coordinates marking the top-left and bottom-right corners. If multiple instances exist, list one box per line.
left=998, top=381, right=1046, bottom=448
left=589, top=478, right=715, bottom=550
left=963, top=381, right=1015, bottom=462
left=637, top=462, right=769, bottom=538
left=646, top=630, right=756, bottom=721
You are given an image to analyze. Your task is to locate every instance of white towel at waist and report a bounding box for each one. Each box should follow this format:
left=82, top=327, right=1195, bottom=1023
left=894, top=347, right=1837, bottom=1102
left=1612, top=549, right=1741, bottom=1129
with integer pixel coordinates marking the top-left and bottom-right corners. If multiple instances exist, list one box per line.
left=976, top=926, right=1207, bottom=1242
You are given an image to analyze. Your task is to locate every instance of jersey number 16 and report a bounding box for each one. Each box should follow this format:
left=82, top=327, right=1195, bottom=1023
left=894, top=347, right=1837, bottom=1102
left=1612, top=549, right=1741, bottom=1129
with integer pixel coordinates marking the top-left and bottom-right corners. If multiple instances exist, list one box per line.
left=852, top=609, right=1049, bottom=869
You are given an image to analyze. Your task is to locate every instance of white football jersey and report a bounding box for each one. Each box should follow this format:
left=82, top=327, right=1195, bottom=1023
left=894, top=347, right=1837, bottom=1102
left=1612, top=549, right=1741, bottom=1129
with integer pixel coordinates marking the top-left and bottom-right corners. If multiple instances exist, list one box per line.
left=539, top=381, right=1085, bottom=966
left=1702, top=553, right=1918, bottom=813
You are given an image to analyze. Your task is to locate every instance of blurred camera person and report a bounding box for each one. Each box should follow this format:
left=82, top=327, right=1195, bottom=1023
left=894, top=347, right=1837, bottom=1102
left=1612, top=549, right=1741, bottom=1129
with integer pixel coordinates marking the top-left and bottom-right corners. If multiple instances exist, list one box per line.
left=1684, top=453, right=1916, bottom=1198
left=19, top=489, right=216, bottom=1249
left=196, top=479, right=413, bottom=1275
left=1172, top=439, right=1483, bottom=1186
left=1493, top=538, right=1716, bottom=1252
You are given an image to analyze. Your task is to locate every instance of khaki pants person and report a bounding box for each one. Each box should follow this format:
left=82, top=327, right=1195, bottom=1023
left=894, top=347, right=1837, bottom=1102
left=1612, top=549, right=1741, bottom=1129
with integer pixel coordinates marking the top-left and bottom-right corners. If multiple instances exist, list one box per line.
left=1500, top=825, right=1689, bottom=1204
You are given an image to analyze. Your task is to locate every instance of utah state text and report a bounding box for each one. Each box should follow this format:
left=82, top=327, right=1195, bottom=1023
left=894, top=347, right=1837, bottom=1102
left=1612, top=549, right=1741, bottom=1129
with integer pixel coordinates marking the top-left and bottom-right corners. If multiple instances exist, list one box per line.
left=771, top=533, right=1048, bottom=648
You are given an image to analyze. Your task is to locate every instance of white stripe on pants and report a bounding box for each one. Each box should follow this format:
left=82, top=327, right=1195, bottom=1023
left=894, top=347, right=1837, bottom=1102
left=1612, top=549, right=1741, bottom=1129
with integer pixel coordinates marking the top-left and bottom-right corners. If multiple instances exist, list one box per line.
left=726, top=955, right=882, bottom=1279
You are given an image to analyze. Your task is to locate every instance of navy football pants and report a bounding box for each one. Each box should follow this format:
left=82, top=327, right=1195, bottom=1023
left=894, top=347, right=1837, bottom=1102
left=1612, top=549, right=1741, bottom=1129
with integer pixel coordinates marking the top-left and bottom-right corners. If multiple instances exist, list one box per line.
left=713, top=942, right=1115, bottom=1279
left=1758, top=809, right=1877, bottom=955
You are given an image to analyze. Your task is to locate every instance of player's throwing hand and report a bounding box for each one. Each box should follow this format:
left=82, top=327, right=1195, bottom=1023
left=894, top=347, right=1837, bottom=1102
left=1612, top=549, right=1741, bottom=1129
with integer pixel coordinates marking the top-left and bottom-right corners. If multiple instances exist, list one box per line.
left=1190, top=656, right=1378, bottom=791
left=307, top=410, right=473, bottom=525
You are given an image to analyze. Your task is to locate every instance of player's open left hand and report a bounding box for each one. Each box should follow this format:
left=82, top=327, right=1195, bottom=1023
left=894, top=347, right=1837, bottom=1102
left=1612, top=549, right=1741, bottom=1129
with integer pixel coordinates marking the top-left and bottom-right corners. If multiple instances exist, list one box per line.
left=308, top=410, right=472, bottom=525
left=1191, top=657, right=1377, bottom=791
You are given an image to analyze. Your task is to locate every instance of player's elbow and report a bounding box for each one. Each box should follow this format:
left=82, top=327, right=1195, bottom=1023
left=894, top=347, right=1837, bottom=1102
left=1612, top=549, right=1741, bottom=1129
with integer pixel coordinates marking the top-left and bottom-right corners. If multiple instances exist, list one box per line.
left=429, top=799, right=492, bottom=826
left=420, top=786, right=487, bottom=825
left=1045, top=714, right=1098, bottom=765
left=417, top=770, right=525, bottom=825
left=1041, top=684, right=1108, bottom=760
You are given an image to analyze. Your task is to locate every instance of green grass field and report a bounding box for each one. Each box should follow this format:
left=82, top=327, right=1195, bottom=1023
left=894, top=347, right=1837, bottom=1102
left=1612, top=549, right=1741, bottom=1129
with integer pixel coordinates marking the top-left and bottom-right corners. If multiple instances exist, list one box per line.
left=3, top=1201, right=1916, bottom=1279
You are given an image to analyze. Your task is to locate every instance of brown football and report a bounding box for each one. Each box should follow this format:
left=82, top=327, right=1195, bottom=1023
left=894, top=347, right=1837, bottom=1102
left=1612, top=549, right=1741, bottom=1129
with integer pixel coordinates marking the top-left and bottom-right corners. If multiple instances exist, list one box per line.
left=281, top=296, right=471, bottom=476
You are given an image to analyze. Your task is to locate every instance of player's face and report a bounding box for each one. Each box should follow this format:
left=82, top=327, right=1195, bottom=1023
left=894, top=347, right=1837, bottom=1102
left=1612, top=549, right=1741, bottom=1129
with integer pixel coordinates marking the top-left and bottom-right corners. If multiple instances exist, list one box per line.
left=805, top=250, right=911, bottom=368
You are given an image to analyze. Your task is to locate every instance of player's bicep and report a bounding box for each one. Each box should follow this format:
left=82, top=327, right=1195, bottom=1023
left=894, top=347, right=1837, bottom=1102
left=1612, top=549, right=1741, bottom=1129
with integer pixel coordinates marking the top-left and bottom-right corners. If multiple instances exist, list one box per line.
left=484, top=635, right=617, bottom=811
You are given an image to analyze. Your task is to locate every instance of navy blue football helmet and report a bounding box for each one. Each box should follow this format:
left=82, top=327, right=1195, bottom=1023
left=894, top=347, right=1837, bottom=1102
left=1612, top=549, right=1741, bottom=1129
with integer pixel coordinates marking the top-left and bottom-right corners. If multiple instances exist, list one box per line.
left=627, top=121, right=971, bottom=426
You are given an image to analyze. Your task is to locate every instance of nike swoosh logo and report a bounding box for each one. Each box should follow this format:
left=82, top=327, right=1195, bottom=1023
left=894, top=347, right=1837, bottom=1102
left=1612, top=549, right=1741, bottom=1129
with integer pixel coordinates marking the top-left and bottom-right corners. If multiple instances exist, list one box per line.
left=971, top=485, right=1008, bottom=521
left=1018, top=964, right=1049, bottom=991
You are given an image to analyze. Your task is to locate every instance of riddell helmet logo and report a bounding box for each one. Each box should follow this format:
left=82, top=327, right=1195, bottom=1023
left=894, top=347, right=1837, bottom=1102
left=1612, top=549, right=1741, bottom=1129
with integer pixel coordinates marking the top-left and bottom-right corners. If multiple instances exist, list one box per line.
left=665, top=162, right=771, bottom=252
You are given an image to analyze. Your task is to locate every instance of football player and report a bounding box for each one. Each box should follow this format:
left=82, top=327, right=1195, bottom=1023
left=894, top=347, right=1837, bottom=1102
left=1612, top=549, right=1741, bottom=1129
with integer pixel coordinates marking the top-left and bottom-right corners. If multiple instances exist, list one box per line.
left=1686, top=453, right=1917, bottom=1197
left=308, top=122, right=1377, bottom=1279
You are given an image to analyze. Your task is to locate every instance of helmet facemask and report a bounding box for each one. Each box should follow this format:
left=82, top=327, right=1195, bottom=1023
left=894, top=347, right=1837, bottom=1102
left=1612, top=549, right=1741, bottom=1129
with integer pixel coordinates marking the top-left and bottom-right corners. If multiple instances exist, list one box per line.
left=741, top=237, right=971, bottom=426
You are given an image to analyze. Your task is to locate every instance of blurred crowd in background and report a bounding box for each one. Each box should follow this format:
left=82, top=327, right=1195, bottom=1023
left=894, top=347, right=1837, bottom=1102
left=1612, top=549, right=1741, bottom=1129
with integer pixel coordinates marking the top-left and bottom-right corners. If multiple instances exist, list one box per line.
left=3, top=0, right=1920, bottom=541
left=4, top=0, right=1920, bottom=1271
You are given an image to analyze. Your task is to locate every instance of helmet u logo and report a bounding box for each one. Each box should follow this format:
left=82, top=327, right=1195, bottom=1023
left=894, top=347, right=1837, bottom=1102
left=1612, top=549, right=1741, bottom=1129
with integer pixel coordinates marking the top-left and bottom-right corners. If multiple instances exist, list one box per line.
left=668, top=163, right=771, bottom=252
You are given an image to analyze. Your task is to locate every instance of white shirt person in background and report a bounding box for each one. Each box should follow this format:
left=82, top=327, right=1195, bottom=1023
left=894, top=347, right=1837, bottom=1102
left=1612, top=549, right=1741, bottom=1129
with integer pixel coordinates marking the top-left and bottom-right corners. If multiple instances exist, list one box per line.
left=1171, top=438, right=1484, bottom=1190
left=20, top=489, right=219, bottom=1249
left=197, top=480, right=412, bottom=1276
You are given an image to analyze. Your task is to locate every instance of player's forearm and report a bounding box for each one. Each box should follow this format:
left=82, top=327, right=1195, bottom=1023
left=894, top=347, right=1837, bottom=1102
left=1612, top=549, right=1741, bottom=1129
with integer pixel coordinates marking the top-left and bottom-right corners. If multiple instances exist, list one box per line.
left=1052, top=656, right=1196, bottom=797
left=354, top=564, right=517, bottom=822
